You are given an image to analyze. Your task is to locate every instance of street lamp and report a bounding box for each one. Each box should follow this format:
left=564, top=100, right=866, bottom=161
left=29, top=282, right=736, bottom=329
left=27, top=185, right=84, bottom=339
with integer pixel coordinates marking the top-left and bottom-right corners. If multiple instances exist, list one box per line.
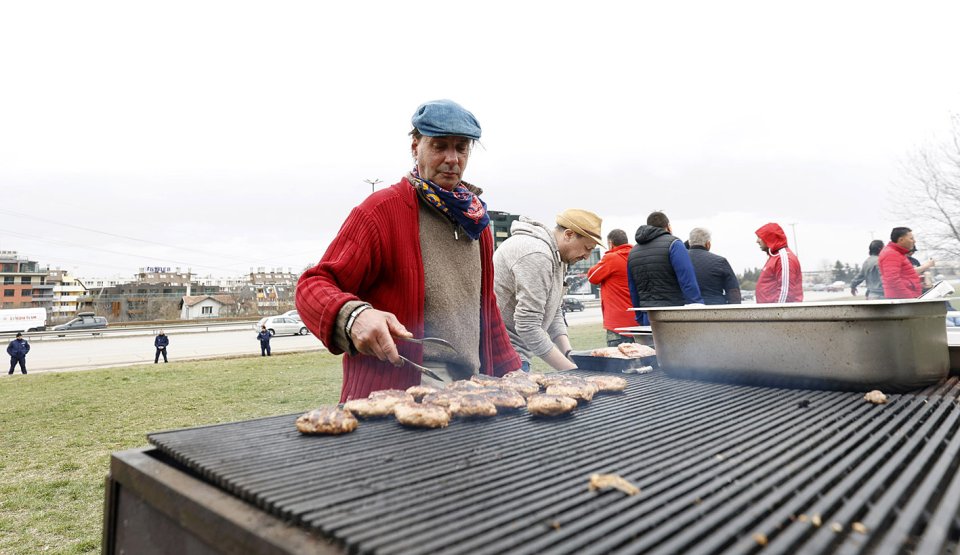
left=363, top=178, right=382, bottom=193
left=788, top=222, right=799, bottom=256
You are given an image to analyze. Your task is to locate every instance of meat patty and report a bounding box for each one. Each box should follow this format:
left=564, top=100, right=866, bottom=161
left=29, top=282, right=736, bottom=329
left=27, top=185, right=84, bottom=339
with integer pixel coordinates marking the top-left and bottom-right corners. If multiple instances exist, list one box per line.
left=471, top=374, right=502, bottom=388
left=585, top=375, right=628, bottom=393
left=369, top=389, right=414, bottom=401
left=342, top=397, right=400, bottom=418
left=394, top=401, right=450, bottom=429
left=541, top=374, right=590, bottom=388
left=546, top=383, right=596, bottom=402
left=447, top=379, right=485, bottom=391
left=590, top=347, right=628, bottom=358
left=526, top=394, right=578, bottom=416
left=618, top=343, right=656, bottom=358
left=482, top=389, right=527, bottom=411
left=451, top=394, right=498, bottom=418
left=499, top=378, right=540, bottom=398
left=422, top=390, right=464, bottom=412
left=406, top=384, right=441, bottom=402
left=295, top=407, right=359, bottom=435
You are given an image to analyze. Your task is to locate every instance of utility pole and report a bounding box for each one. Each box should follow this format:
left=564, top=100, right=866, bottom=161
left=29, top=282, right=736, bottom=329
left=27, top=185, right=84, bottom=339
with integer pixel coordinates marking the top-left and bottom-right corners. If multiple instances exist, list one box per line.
left=363, top=178, right=382, bottom=193
left=788, top=222, right=799, bottom=256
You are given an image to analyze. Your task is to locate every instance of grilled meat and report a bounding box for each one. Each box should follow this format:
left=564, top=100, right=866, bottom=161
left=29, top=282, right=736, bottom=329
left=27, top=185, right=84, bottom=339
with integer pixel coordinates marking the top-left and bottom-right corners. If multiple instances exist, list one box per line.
left=451, top=394, right=497, bottom=418
left=482, top=389, right=527, bottom=411
left=471, top=374, right=502, bottom=387
left=618, top=343, right=655, bottom=358
left=499, top=378, right=540, bottom=398
left=526, top=394, right=578, bottom=416
left=546, top=383, right=596, bottom=402
left=422, top=390, right=464, bottom=412
left=394, top=401, right=450, bottom=429
left=295, top=407, right=359, bottom=435
left=343, top=398, right=400, bottom=418
left=585, top=375, right=628, bottom=393
left=588, top=473, right=640, bottom=496
left=406, top=384, right=441, bottom=402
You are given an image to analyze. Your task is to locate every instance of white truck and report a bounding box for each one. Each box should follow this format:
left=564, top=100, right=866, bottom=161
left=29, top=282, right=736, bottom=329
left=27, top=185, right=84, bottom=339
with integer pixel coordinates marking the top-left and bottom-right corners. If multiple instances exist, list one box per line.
left=0, top=308, right=48, bottom=333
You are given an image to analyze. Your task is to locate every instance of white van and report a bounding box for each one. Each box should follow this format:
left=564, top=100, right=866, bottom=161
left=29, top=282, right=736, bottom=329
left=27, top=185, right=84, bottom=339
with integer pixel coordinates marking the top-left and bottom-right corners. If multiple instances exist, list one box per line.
left=0, top=308, right=47, bottom=333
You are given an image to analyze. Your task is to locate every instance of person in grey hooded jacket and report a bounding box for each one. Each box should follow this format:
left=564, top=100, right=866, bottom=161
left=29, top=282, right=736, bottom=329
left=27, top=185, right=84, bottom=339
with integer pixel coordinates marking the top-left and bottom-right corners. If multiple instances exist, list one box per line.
left=493, top=209, right=602, bottom=371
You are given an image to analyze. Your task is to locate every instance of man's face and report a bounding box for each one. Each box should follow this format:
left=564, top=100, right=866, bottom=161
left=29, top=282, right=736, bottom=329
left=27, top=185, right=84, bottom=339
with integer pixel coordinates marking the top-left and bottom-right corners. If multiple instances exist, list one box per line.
left=896, top=231, right=916, bottom=251
left=412, top=135, right=472, bottom=190
left=756, top=235, right=769, bottom=253
left=559, top=230, right=597, bottom=264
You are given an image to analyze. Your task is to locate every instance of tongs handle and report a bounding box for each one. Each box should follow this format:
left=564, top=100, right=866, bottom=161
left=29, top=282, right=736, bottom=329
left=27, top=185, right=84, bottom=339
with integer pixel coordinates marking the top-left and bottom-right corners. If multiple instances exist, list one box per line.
left=398, top=355, right=443, bottom=382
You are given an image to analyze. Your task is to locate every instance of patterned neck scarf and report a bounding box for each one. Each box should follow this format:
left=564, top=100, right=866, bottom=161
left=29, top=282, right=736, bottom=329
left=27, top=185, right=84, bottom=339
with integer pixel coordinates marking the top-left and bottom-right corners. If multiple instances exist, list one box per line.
left=409, top=167, right=490, bottom=240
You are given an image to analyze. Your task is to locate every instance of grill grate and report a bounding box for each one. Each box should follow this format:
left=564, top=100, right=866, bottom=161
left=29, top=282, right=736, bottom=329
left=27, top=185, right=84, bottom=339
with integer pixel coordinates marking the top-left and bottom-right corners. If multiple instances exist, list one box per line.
left=148, top=371, right=960, bottom=554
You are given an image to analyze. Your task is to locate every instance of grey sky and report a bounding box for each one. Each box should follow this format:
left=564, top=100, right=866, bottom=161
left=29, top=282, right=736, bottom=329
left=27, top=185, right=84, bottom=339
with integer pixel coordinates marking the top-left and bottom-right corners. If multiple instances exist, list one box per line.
left=2, top=1, right=959, bottom=280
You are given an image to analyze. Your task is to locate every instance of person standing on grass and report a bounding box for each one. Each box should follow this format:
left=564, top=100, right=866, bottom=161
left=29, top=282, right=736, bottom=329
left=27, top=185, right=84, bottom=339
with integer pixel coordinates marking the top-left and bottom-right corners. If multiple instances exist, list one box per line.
left=154, top=330, right=169, bottom=363
left=7, top=332, right=30, bottom=375
left=257, top=325, right=272, bottom=356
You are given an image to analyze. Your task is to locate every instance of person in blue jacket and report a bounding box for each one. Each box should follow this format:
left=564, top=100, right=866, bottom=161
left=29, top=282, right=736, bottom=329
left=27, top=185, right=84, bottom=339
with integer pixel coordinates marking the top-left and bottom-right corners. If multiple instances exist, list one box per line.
left=257, top=324, right=272, bottom=356
left=7, top=332, right=30, bottom=375
left=627, top=211, right=704, bottom=325
left=154, top=330, right=169, bottom=363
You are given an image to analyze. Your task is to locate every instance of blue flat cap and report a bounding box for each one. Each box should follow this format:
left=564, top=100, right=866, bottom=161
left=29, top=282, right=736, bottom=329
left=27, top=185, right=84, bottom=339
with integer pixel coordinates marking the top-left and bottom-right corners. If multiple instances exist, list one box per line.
left=411, top=99, right=481, bottom=140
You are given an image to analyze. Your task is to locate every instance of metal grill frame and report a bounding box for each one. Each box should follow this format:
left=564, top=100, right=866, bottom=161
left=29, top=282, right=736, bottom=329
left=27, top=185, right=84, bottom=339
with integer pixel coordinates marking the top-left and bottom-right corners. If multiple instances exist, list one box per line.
left=112, top=370, right=960, bottom=554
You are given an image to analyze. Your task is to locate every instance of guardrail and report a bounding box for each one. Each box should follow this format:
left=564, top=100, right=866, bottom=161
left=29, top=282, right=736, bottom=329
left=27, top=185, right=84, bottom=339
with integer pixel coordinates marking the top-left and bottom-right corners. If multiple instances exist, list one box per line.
left=1, top=320, right=262, bottom=342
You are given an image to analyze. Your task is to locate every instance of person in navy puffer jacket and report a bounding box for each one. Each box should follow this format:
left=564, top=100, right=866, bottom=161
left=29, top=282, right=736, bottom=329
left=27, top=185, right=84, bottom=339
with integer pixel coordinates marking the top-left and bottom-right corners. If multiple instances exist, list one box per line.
left=154, top=330, right=169, bottom=363
left=257, top=325, right=272, bottom=356
left=7, top=332, right=30, bottom=375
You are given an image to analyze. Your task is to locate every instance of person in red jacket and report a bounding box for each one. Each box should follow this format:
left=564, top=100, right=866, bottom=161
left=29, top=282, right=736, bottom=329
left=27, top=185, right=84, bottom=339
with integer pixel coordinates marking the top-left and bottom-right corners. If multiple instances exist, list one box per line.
left=587, top=229, right=637, bottom=346
left=878, top=227, right=924, bottom=299
left=755, top=223, right=803, bottom=303
left=295, top=100, right=521, bottom=401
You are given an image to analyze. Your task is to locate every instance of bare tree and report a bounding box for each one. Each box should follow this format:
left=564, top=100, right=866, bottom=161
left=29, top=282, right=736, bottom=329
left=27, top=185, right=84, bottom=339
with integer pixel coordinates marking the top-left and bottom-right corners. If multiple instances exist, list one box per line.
left=896, top=114, right=960, bottom=258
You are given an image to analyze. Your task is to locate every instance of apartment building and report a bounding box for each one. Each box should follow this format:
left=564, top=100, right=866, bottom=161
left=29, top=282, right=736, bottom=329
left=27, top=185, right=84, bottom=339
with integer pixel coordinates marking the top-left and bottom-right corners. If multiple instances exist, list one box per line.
left=0, top=251, right=52, bottom=310
left=47, top=269, right=90, bottom=321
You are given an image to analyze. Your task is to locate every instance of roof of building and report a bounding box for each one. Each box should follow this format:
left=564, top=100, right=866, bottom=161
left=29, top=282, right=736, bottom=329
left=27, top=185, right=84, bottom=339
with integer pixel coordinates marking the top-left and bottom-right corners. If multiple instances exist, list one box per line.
left=181, top=294, right=236, bottom=307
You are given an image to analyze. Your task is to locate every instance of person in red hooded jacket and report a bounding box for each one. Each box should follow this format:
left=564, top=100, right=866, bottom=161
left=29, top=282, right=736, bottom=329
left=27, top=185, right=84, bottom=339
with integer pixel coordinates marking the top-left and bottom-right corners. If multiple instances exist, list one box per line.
left=755, top=223, right=803, bottom=303
left=587, top=229, right=637, bottom=346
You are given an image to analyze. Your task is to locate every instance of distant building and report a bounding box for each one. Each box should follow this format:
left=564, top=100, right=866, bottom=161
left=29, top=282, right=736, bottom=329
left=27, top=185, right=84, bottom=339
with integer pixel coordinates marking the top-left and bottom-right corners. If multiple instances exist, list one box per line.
left=96, top=282, right=222, bottom=322
left=179, top=295, right=236, bottom=320
left=488, top=210, right=520, bottom=250
left=0, top=251, right=53, bottom=310
left=47, top=269, right=89, bottom=321
left=566, top=248, right=602, bottom=296
left=136, top=267, right=193, bottom=286
left=249, top=267, right=299, bottom=311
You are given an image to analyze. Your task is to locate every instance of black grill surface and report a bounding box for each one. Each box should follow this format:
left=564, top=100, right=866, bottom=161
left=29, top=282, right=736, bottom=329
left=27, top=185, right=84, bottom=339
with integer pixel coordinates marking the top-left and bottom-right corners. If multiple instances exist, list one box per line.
left=148, top=371, right=960, bottom=554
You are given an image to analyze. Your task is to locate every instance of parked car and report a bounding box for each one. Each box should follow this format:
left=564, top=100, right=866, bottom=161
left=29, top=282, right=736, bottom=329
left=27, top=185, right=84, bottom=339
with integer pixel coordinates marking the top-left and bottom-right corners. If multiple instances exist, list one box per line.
left=281, top=310, right=301, bottom=322
left=52, top=312, right=108, bottom=334
left=947, top=311, right=960, bottom=328
left=562, top=297, right=584, bottom=312
left=257, top=316, right=309, bottom=336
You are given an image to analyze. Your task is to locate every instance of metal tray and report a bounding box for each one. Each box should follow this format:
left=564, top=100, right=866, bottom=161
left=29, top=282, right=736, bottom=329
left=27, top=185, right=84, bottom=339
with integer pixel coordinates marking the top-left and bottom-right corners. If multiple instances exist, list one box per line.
left=569, top=350, right=657, bottom=372
left=643, top=299, right=951, bottom=391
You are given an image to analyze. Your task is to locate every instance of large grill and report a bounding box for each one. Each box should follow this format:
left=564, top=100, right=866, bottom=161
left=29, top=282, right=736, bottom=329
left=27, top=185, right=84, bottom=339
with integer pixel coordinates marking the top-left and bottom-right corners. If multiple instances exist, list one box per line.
left=115, top=370, right=960, bottom=554
left=133, top=372, right=960, bottom=554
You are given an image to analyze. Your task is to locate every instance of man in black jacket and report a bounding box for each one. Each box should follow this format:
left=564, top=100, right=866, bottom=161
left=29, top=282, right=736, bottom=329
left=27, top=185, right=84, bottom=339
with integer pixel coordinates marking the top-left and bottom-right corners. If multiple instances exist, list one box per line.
left=686, top=227, right=742, bottom=305
left=627, top=211, right=703, bottom=325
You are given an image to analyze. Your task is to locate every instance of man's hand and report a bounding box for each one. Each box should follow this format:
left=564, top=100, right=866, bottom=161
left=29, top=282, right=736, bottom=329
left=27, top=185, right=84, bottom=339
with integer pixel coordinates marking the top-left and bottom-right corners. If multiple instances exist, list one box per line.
left=348, top=308, right=412, bottom=367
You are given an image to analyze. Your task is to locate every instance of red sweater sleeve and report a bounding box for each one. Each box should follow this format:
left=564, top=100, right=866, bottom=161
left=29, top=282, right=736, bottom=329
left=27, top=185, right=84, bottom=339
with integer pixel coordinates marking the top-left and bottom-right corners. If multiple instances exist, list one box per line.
left=295, top=205, right=380, bottom=355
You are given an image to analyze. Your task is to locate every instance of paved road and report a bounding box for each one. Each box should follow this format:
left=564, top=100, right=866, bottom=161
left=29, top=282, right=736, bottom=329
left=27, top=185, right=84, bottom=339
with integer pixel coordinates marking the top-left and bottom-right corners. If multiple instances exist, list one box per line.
left=10, top=308, right=604, bottom=375
left=14, top=328, right=326, bottom=374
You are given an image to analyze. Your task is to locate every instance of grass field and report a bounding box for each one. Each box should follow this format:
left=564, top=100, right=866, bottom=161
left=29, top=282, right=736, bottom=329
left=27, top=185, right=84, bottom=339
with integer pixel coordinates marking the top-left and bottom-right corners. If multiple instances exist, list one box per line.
left=0, top=323, right=606, bottom=554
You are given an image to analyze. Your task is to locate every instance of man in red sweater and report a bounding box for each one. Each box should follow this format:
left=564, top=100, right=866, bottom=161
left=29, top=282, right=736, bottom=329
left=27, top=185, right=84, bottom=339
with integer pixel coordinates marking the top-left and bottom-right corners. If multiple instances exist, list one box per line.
left=587, top=229, right=637, bottom=346
left=878, top=227, right=923, bottom=299
left=295, top=100, right=521, bottom=401
left=755, top=223, right=803, bottom=303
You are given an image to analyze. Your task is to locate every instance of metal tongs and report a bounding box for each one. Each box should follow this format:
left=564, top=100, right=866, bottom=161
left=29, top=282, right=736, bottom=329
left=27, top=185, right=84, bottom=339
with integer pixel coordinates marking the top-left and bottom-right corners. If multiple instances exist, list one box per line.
left=395, top=336, right=457, bottom=382
left=397, top=336, right=457, bottom=351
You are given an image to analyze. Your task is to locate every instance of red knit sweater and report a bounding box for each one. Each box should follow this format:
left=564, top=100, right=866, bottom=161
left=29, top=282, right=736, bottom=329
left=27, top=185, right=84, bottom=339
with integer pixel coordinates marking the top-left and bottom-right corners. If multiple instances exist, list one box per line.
left=296, top=179, right=521, bottom=401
